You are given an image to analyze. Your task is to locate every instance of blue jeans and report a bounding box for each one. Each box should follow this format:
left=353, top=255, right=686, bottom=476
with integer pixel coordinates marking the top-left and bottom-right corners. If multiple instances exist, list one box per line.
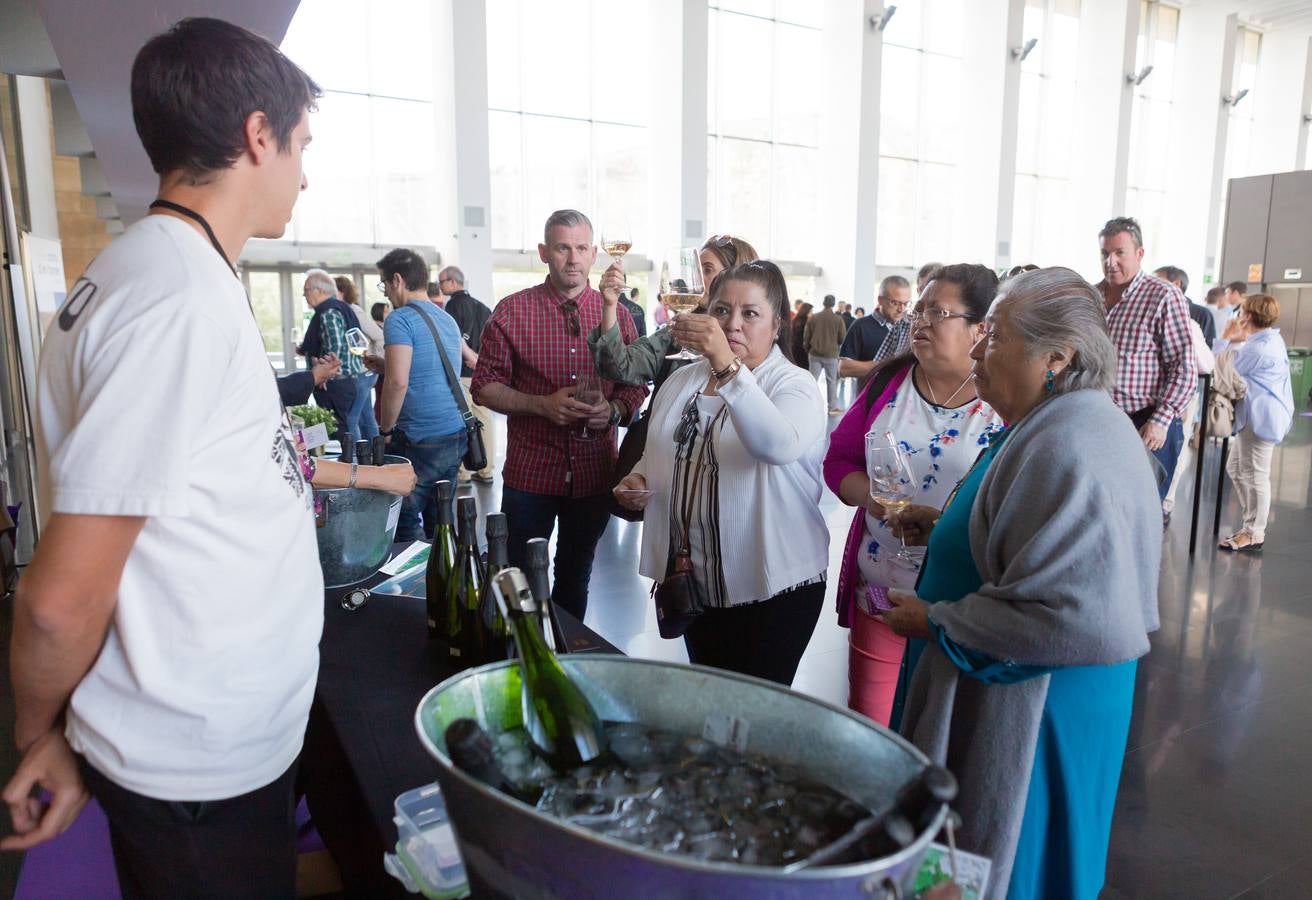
left=1151, top=417, right=1185, bottom=501
left=394, top=429, right=466, bottom=542
left=501, top=487, right=612, bottom=621
left=348, top=372, right=379, bottom=441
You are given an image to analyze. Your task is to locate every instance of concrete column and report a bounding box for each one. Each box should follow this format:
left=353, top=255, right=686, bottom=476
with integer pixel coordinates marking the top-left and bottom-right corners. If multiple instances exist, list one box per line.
left=1299, top=38, right=1312, bottom=170
left=12, top=76, right=58, bottom=240
left=1110, top=0, right=1142, bottom=212
left=993, top=0, right=1026, bottom=269
left=1204, top=14, right=1240, bottom=278
left=848, top=0, right=885, bottom=309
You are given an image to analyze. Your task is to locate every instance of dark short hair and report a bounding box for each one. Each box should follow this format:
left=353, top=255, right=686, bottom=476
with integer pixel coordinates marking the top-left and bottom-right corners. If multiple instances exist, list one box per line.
left=131, top=18, right=321, bottom=183
left=708, top=261, right=795, bottom=364
left=916, top=262, right=942, bottom=282
left=370, top=302, right=388, bottom=323
left=427, top=282, right=443, bottom=298
left=1225, top=280, right=1247, bottom=294
left=376, top=248, right=430, bottom=292
left=1205, top=286, right=1226, bottom=303
left=1153, top=265, right=1189, bottom=294
left=879, top=275, right=911, bottom=298
left=822, top=294, right=836, bottom=308
left=923, top=263, right=999, bottom=321
left=630, top=287, right=640, bottom=298
left=1099, top=216, right=1143, bottom=249
left=855, top=307, right=865, bottom=315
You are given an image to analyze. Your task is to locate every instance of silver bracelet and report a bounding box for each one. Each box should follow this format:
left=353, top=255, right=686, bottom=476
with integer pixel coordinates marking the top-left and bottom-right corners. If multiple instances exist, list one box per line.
left=348, top=462, right=359, bottom=489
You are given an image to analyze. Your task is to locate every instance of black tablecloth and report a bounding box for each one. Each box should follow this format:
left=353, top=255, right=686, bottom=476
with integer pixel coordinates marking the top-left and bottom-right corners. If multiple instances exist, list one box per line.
left=304, top=545, right=618, bottom=893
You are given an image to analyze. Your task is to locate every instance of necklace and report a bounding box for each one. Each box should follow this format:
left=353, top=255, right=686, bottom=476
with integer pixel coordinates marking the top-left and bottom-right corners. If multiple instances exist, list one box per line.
left=920, top=366, right=975, bottom=410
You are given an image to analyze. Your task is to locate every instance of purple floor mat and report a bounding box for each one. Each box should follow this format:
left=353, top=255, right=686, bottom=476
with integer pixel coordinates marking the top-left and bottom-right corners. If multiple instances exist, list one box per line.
left=14, top=795, right=325, bottom=896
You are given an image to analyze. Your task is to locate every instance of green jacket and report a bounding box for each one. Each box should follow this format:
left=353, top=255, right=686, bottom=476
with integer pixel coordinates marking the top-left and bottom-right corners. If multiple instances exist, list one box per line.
left=588, top=323, right=690, bottom=386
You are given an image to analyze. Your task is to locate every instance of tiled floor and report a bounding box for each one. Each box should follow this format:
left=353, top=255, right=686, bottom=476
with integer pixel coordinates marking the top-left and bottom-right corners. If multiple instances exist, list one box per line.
left=3, top=406, right=1309, bottom=898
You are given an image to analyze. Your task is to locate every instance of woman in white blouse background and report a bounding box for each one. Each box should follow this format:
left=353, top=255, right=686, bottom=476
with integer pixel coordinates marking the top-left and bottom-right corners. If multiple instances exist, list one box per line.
left=614, top=261, right=828, bottom=686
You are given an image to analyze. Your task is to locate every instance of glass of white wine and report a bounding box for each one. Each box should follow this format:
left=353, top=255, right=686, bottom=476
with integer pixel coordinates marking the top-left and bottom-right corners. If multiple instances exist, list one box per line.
left=574, top=369, right=605, bottom=440
left=866, top=431, right=917, bottom=568
left=662, top=247, right=706, bottom=361
left=345, top=327, right=369, bottom=359
left=599, top=216, right=634, bottom=300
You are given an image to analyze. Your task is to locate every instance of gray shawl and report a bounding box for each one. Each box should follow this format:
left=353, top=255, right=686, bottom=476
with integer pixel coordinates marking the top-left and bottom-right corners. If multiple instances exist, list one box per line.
left=900, top=389, right=1161, bottom=897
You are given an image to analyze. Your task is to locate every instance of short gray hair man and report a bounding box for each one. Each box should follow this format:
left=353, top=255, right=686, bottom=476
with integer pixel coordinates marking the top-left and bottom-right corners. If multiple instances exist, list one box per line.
left=994, top=267, right=1117, bottom=395
left=438, top=266, right=465, bottom=288
left=543, top=209, right=593, bottom=243
left=303, top=268, right=337, bottom=297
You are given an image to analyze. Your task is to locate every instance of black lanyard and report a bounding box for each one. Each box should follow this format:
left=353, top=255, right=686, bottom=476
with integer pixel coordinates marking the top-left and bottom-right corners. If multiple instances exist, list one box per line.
left=148, top=198, right=236, bottom=278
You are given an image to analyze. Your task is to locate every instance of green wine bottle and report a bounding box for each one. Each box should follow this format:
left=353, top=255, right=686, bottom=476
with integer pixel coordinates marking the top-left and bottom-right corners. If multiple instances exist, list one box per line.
left=524, top=537, right=569, bottom=654
left=446, top=496, right=483, bottom=667
left=479, top=513, right=513, bottom=664
left=490, top=568, right=607, bottom=770
left=425, top=480, right=458, bottom=641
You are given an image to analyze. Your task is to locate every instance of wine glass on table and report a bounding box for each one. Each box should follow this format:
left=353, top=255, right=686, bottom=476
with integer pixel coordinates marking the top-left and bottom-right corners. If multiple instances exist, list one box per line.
left=661, top=247, right=706, bottom=361
left=345, top=327, right=369, bottom=359
left=574, top=369, right=605, bottom=440
left=866, top=431, right=917, bottom=569
left=600, top=216, right=635, bottom=301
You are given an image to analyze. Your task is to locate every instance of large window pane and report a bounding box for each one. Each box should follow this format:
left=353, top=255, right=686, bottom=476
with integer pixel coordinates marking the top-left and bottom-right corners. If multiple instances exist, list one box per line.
left=1012, top=174, right=1038, bottom=265
left=880, top=46, right=922, bottom=160
left=486, top=0, right=522, bottom=110
left=1016, top=73, right=1042, bottom=175
left=293, top=92, right=375, bottom=244
left=372, top=98, right=437, bottom=245
left=489, top=111, right=525, bottom=250
left=921, top=57, right=962, bottom=165
left=367, top=0, right=433, bottom=100
left=248, top=272, right=285, bottom=367
left=877, top=158, right=917, bottom=269
left=714, top=138, right=771, bottom=248
left=521, top=116, right=591, bottom=248
left=519, top=0, right=592, bottom=120
left=594, top=124, right=650, bottom=250
left=715, top=12, right=773, bottom=140
left=772, top=145, right=818, bottom=260
left=923, top=0, right=965, bottom=57
left=917, top=163, right=956, bottom=265
left=282, top=0, right=369, bottom=95
left=773, top=24, right=821, bottom=146
left=593, top=0, right=648, bottom=126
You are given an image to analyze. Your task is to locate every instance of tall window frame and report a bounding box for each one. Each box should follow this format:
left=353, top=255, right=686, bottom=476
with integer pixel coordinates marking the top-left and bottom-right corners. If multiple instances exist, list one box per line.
left=1124, top=0, right=1181, bottom=258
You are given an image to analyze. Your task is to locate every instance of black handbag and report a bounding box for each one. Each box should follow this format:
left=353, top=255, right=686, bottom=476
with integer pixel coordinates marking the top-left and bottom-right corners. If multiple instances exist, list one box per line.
left=411, top=303, right=488, bottom=473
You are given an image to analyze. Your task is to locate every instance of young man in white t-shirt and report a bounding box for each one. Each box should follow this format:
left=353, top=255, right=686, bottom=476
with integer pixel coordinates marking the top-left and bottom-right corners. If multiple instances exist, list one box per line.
left=1, top=17, right=412, bottom=897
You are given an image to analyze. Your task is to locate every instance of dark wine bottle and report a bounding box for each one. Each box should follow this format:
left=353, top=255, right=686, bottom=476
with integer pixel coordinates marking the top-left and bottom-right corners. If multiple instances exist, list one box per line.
left=443, top=718, right=537, bottom=804
left=490, top=568, right=607, bottom=770
left=354, top=440, right=371, bottom=464
left=479, top=513, right=513, bottom=664
left=425, top=480, right=458, bottom=641
left=445, top=497, right=483, bottom=667
left=340, top=432, right=356, bottom=463
left=371, top=435, right=386, bottom=466
left=524, top=537, right=569, bottom=654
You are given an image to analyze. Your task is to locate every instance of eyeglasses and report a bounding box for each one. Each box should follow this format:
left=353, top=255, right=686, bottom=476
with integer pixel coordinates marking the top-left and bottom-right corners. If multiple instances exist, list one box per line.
left=908, top=308, right=975, bottom=326
left=560, top=299, right=581, bottom=338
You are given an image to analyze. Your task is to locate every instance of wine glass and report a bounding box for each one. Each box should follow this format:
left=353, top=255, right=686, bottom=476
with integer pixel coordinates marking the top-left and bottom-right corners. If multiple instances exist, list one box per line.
left=865, top=431, right=917, bottom=568
left=574, top=369, right=605, bottom=440
left=600, top=216, right=634, bottom=300
left=345, top=327, right=368, bottom=359
left=662, top=248, right=706, bottom=361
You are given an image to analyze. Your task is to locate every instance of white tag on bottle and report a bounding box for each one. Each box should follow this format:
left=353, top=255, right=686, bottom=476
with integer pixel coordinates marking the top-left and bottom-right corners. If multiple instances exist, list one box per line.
left=702, top=712, right=750, bottom=752
left=300, top=423, right=329, bottom=451
left=386, top=500, right=402, bottom=535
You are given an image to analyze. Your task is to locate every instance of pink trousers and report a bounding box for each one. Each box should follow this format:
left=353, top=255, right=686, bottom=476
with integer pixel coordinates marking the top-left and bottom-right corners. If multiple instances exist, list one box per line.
left=847, top=604, right=907, bottom=727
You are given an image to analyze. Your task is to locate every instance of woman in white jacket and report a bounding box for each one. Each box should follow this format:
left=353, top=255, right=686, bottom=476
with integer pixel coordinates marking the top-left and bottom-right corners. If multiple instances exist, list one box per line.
left=1216, top=292, right=1295, bottom=553
left=614, top=261, right=829, bottom=685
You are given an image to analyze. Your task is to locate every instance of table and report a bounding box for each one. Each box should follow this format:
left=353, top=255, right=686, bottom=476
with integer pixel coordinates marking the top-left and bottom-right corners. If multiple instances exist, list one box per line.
left=302, top=547, right=619, bottom=894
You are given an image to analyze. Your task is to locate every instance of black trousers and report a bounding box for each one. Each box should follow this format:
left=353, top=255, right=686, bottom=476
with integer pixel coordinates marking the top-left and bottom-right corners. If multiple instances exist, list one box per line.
left=79, top=757, right=299, bottom=900
left=683, top=580, right=826, bottom=686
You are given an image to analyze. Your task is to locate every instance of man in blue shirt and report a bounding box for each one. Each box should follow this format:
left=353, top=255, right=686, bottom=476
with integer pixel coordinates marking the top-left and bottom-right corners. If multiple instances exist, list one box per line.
left=377, top=248, right=467, bottom=541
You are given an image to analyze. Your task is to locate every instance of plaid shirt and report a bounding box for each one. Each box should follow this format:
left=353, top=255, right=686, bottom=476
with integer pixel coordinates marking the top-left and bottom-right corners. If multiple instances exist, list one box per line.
left=1098, top=271, right=1196, bottom=428
left=319, top=308, right=363, bottom=376
left=471, top=279, right=647, bottom=497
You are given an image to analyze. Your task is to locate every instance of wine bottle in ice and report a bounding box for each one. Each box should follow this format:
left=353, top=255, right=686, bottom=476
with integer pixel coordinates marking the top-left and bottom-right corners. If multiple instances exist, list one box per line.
left=524, top=537, right=569, bottom=654
left=425, top=480, right=458, bottom=641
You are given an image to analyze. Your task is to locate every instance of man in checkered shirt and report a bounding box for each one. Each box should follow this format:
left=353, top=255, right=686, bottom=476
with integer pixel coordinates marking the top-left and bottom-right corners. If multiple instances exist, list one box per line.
left=1095, top=216, right=1196, bottom=504
left=472, top=209, right=647, bottom=620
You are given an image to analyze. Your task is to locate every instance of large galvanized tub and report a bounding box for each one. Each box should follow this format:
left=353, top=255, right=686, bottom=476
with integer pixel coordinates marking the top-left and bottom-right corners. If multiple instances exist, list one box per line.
left=312, top=454, right=405, bottom=587
left=415, top=656, right=946, bottom=899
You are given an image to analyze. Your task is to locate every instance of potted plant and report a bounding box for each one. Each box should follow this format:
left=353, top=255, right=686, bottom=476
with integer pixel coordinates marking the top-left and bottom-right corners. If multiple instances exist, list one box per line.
left=288, top=404, right=338, bottom=457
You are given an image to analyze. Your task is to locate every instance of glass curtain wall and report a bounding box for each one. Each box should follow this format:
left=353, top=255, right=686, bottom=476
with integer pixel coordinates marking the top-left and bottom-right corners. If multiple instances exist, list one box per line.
left=1011, top=0, right=1081, bottom=270
left=1124, top=0, right=1180, bottom=258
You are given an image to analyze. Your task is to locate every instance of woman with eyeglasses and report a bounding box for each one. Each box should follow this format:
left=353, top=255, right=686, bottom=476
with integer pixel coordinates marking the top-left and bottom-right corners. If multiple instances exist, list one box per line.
left=613, top=261, right=829, bottom=686
left=822, top=264, right=1003, bottom=727
left=588, top=234, right=759, bottom=386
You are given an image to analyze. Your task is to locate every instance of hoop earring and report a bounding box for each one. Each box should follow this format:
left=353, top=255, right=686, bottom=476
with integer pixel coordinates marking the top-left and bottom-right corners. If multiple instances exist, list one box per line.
left=1044, top=369, right=1055, bottom=393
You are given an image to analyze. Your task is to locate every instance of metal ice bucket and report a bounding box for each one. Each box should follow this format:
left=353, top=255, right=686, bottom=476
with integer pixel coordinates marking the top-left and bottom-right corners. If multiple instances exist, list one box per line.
left=312, top=454, right=405, bottom=588
left=415, top=656, right=946, bottom=899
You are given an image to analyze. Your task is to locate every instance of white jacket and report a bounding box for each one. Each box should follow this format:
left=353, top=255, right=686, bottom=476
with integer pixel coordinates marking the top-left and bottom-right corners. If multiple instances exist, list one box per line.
left=632, top=347, right=829, bottom=606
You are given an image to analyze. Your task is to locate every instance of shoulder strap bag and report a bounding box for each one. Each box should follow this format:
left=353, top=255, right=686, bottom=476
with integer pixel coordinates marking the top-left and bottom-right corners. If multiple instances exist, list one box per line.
left=411, top=303, right=488, bottom=473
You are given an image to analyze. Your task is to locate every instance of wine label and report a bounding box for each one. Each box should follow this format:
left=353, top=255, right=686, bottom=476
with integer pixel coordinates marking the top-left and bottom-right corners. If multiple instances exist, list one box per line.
left=702, top=712, right=750, bottom=753
left=300, top=423, right=329, bottom=451
left=386, top=500, right=402, bottom=535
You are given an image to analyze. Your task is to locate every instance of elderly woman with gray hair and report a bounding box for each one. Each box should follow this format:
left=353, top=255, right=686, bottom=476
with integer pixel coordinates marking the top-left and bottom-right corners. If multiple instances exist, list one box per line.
left=881, top=267, right=1160, bottom=900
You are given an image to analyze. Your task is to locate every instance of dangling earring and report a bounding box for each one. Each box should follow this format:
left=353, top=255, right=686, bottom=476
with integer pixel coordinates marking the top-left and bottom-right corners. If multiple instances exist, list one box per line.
left=1044, top=369, right=1056, bottom=393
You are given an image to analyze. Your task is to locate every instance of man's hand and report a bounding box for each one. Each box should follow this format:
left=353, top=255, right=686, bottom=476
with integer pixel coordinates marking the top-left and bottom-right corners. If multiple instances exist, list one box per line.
left=536, top=386, right=591, bottom=426
left=598, top=261, right=627, bottom=308
left=1, top=729, right=89, bottom=852
left=880, top=590, right=932, bottom=639
left=362, top=352, right=385, bottom=375
left=311, top=353, right=341, bottom=387
left=584, top=400, right=616, bottom=431
left=1140, top=421, right=1167, bottom=452
left=671, top=313, right=734, bottom=372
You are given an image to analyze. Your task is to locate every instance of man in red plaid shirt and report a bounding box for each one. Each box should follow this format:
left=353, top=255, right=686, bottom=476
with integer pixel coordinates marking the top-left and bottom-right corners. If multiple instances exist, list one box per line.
left=1095, top=216, right=1196, bottom=505
left=472, top=209, right=647, bottom=619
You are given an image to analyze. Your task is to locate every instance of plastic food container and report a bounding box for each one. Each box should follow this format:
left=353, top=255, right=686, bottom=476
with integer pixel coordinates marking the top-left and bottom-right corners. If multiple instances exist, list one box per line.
left=382, top=783, right=469, bottom=898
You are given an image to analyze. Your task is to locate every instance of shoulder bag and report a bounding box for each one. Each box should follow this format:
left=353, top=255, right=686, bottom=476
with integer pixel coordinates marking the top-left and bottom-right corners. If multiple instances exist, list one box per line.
left=411, top=303, right=488, bottom=473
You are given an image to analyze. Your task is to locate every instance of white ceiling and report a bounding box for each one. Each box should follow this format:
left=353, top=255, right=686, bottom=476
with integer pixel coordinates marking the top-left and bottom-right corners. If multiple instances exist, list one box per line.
left=1183, top=0, right=1312, bottom=32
